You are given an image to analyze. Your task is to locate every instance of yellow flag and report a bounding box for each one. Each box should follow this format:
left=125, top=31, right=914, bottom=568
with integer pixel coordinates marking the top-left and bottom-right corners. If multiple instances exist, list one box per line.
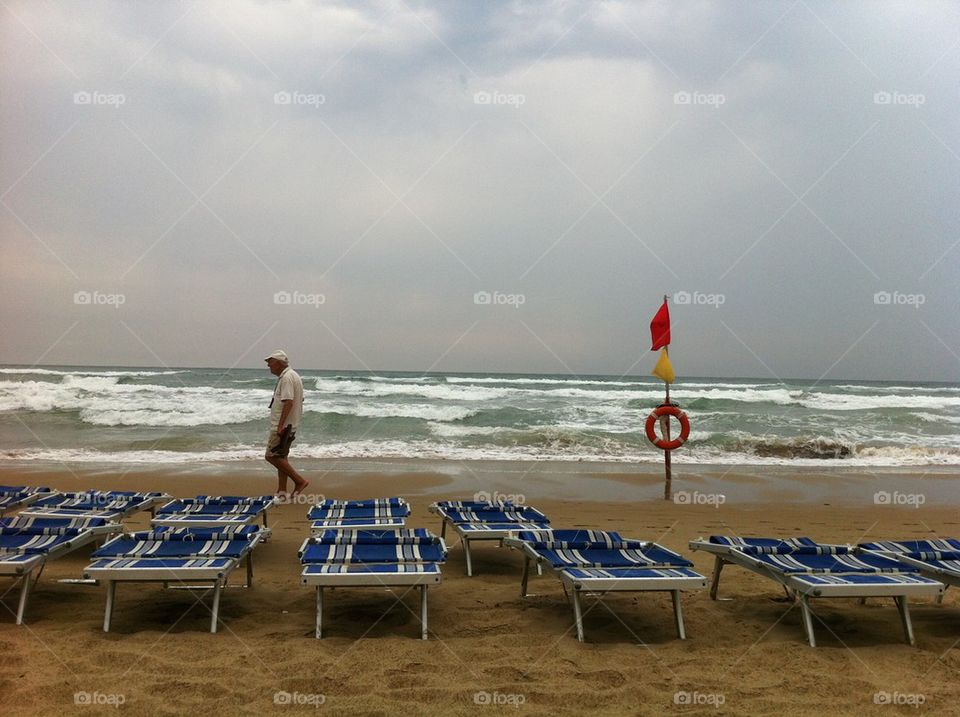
left=652, top=349, right=675, bottom=384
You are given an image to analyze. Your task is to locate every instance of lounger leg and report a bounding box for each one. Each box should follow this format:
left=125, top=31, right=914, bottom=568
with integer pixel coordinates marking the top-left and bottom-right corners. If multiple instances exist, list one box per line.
left=895, top=596, right=915, bottom=646
left=709, top=556, right=724, bottom=600
left=440, top=520, right=446, bottom=539
left=799, top=595, right=816, bottom=647
left=103, top=581, right=116, bottom=632
left=246, top=553, right=254, bottom=588
left=210, top=581, right=222, bottom=634
left=672, top=590, right=686, bottom=640
left=420, top=585, right=428, bottom=640
left=520, top=556, right=530, bottom=598
left=464, top=538, right=474, bottom=577
left=936, top=590, right=945, bottom=605
left=572, top=588, right=585, bottom=642
left=15, top=573, right=33, bottom=625
left=315, top=587, right=323, bottom=639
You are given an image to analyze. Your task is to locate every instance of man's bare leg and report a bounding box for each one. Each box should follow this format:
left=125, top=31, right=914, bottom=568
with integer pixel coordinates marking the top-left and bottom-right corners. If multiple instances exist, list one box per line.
left=275, top=457, right=309, bottom=494
left=266, top=456, right=308, bottom=495
left=275, top=468, right=288, bottom=495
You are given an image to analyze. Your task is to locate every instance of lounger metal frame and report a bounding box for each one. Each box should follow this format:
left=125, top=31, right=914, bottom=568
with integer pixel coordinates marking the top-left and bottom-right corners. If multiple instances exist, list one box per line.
left=301, top=565, right=442, bottom=640
left=505, top=536, right=706, bottom=642
left=429, top=503, right=549, bottom=576
left=83, top=529, right=268, bottom=633
left=690, top=539, right=945, bottom=647
left=1, top=521, right=120, bottom=624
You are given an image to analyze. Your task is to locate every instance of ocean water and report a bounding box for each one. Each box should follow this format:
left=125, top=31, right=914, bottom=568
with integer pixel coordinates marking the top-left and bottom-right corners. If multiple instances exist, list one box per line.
left=0, top=365, right=958, bottom=467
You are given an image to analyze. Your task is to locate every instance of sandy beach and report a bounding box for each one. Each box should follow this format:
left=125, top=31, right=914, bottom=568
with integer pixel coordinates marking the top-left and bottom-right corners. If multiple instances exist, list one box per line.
left=2, top=461, right=958, bottom=716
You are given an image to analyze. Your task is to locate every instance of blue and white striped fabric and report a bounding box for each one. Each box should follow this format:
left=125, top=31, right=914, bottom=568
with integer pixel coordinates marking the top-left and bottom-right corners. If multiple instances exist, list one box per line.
left=300, top=542, right=446, bottom=564
left=709, top=536, right=847, bottom=555
left=302, top=563, right=442, bottom=576
left=307, top=503, right=410, bottom=520
left=184, top=495, right=273, bottom=506
left=153, top=514, right=253, bottom=525
left=0, top=533, right=81, bottom=553
left=440, top=507, right=549, bottom=524
left=93, top=537, right=253, bottom=559
left=435, top=500, right=516, bottom=511
left=750, top=551, right=910, bottom=574
left=157, top=502, right=263, bottom=516
left=861, top=539, right=960, bottom=559
left=129, top=526, right=262, bottom=541
left=0, top=485, right=52, bottom=494
left=311, top=529, right=433, bottom=545
left=310, top=517, right=408, bottom=528
left=0, top=516, right=110, bottom=532
left=514, top=530, right=629, bottom=550
left=0, top=486, right=53, bottom=512
left=860, top=539, right=960, bottom=577
left=792, top=572, right=937, bottom=587
left=563, top=566, right=703, bottom=580
left=458, top=522, right=551, bottom=533
left=25, top=491, right=159, bottom=516
left=85, top=556, right=234, bottom=570
left=534, top=544, right=693, bottom=569
left=314, top=498, right=406, bottom=509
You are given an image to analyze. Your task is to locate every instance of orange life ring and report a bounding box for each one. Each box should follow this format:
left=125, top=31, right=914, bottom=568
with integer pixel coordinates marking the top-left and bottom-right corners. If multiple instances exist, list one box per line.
left=645, top=404, right=690, bottom=450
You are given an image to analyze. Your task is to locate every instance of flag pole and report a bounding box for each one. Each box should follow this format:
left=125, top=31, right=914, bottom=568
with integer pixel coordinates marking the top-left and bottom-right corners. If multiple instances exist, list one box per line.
left=662, top=294, right=672, bottom=500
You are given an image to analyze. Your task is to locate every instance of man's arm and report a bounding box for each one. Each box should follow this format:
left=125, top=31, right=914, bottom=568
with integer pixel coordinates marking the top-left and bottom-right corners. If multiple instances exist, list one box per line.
left=277, top=399, right=293, bottom=434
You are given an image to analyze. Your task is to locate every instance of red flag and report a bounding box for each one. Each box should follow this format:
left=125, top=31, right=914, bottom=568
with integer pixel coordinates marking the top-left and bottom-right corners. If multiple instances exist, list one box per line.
left=650, top=300, right=670, bottom=350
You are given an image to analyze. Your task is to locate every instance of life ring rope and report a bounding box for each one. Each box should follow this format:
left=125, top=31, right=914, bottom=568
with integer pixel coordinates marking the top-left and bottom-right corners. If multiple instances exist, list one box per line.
left=645, top=404, right=690, bottom=451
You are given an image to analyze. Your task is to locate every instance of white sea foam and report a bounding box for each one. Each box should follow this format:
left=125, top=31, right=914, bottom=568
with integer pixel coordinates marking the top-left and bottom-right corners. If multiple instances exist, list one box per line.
left=0, top=368, right=186, bottom=377
left=5, top=439, right=959, bottom=466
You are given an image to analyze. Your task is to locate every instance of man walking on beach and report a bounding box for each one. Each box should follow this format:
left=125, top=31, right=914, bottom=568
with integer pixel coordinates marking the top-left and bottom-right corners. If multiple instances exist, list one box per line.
left=264, top=350, right=309, bottom=497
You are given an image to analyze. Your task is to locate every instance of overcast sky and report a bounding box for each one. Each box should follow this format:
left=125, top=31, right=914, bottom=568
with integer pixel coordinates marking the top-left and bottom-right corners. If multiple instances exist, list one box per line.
left=1, top=1, right=958, bottom=381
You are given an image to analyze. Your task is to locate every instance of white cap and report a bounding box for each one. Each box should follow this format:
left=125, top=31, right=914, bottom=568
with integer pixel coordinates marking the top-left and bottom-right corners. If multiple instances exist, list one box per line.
left=264, top=349, right=289, bottom=363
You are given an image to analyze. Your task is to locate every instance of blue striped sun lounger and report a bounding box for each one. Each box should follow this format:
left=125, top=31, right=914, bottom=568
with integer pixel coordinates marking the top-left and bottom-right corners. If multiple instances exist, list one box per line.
left=22, top=490, right=171, bottom=521
left=300, top=527, right=446, bottom=639
left=307, top=498, right=410, bottom=531
left=860, top=539, right=960, bottom=595
left=505, top=530, right=706, bottom=642
left=83, top=525, right=269, bottom=633
left=429, top=500, right=551, bottom=576
left=0, top=485, right=54, bottom=515
left=0, top=516, right=121, bottom=624
left=152, top=495, right=274, bottom=528
left=690, top=536, right=945, bottom=646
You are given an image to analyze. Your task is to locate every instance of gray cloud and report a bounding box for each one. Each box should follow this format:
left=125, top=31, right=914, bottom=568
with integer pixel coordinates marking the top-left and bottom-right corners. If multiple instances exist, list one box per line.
left=1, top=0, right=958, bottom=380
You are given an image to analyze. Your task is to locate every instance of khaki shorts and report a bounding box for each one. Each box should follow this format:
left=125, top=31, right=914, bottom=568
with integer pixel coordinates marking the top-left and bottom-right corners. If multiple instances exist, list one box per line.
left=265, top=428, right=296, bottom=459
